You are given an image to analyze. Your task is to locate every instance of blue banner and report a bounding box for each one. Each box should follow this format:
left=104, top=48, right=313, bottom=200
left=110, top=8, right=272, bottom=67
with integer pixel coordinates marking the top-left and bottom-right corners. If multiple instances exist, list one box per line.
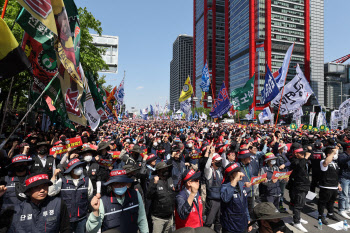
left=261, top=64, right=280, bottom=105
left=210, top=82, right=232, bottom=118
left=150, top=105, right=154, bottom=116
left=200, top=61, right=210, bottom=92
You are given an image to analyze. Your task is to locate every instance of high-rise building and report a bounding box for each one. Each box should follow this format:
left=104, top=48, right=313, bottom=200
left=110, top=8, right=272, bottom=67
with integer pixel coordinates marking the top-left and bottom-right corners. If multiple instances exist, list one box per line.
left=170, top=35, right=193, bottom=111
left=91, top=34, right=119, bottom=73
left=193, top=0, right=227, bottom=107
left=194, top=0, right=324, bottom=110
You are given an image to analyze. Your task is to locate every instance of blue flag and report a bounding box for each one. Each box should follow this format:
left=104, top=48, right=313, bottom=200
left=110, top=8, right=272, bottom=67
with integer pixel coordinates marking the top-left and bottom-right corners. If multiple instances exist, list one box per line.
left=210, top=82, right=232, bottom=118
left=261, top=64, right=280, bottom=105
left=200, top=61, right=210, bottom=92
left=150, top=105, right=154, bottom=116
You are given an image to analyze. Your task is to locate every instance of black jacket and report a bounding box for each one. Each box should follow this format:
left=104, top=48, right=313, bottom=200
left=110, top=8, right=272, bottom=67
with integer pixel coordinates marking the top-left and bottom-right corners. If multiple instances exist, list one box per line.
left=288, top=157, right=310, bottom=192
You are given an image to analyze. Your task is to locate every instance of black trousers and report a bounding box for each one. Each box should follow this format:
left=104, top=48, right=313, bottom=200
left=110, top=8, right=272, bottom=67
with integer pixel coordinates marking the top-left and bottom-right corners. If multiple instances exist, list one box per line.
left=318, top=188, right=338, bottom=216
left=204, top=199, right=221, bottom=233
left=310, top=173, right=321, bottom=193
left=292, top=190, right=307, bottom=224
left=247, top=196, right=254, bottom=219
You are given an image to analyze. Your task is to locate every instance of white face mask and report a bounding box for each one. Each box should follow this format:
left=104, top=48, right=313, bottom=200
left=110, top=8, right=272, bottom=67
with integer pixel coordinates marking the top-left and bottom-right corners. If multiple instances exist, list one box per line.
left=270, top=160, right=276, bottom=165
left=73, top=167, right=83, bottom=176
left=188, top=143, right=193, bottom=148
left=153, top=142, right=158, bottom=147
left=157, top=140, right=161, bottom=144
left=126, top=139, right=130, bottom=143
left=84, top=155, right=92, bottom=162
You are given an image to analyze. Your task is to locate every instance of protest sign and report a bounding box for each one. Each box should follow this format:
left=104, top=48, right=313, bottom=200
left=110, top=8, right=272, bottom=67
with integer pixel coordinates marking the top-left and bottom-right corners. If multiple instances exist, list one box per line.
left=271, top=170, right=293, bottom=180
left=49, top=137, right=83, bottom=155
left=109, top=151, right=121, bottom=159
left=250, top=173, right=267, bottom=185
left=98, top=159, right=114, bottom=168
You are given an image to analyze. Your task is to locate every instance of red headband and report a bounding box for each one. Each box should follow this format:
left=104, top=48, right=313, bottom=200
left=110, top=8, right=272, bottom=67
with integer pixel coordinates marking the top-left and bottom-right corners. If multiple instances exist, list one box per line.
left=294, top=148, right=304, bottom=154
left=239, top=150, right=250, bottom=155
left=25, top=174, right=49, bottom=186
left=212, top=154, right=221, bottom=161
left=147, top=154, right=156, bottom=160
left=224, top=163, right=239, bottom=175
left=157, top=150, right=165, bottom=153
left=110, top=170, right=126, bottom=177
left=67, top=158, right=80, bottom=169
left=184, top=169, right=196, bottom=181
left=12, top=155, right=28, bottom=163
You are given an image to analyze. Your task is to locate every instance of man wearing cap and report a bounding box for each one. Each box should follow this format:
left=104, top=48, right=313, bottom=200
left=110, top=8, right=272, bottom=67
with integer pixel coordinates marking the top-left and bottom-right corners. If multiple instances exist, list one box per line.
left=203, top=150, right=223, bottom=233
left=30, top=142, right=56, bottom=178
left=7, top=173, right=71, bottom=233
left=86, top=169, right=148, bottom=233
left=174, top=169, right=203, bottom=229
left=288, top=143, right=311, bottom=232
left=221, top=163, right=251, bottom=233
left=251, top=202, right=292, bottom=233
left=317, top=146, right=342, bottom=224
left=147, top=161, right=175, bottom=233
left=238, top=149, right=254, bottom=217
left=0, top=154, right=34, bottom=210
left=168, top=145, right=186, bottom=192
left=49, top=158, right=94, bottom=232
left=120, top=144, right=144, bottom=167
left=309, top=140, right=325, bottom=193
left=338, top=143, right=350, bottom=219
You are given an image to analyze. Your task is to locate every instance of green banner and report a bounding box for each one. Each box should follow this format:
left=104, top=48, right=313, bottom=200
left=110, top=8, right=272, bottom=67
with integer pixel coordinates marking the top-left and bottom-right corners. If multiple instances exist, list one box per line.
left=230, top=75, right=255, bottom=111
left=313, top=127, right=319, bottom=132
left=320, top=125, right=326, bottom=131
left=17, top=9, right=54, bottom=44
left=302, top=125, right=308, bottom=130
left=290, top=123, right=297, bottom=130
left=64, top=0, right=81, bottom=65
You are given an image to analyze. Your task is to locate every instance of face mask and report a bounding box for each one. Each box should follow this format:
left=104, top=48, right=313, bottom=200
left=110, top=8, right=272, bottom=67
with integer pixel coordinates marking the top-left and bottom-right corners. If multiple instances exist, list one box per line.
left=126, top=139, right=130, bottom=143
left=215, top=161, right=222, bottom=167
left=188, top=143, right=192, bottom=148
left=114, top=186, right=127, bottom=195
left=84, top=155, right=92, bottom=162
left=15, top=165, right=27, bottom=173
left=268, top=220, right=287, bottom=233
left=73, top=167, right=83, bottom=176
left=161, top=171, right=170, bottom=177
left=38, top=148, right=48, bottom=155
left=153, top=142, right=158, bottom=147
left=270, top=160, right=276, bottom=165
left=157, top=140, right=161, bottom=143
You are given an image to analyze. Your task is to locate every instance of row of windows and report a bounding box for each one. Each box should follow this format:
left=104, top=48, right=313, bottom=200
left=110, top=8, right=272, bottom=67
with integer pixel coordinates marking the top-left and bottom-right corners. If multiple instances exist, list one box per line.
left=272, top=0, right=304, bottom=11
left=272, top=34, right=304, bottom=43
left=271, top=20, right=304, bottom=30
left=272, top=6, right=304, bottom=17
left=272, top=27, right=305, bottom=37
left=272, top=13, right=304, bottom=24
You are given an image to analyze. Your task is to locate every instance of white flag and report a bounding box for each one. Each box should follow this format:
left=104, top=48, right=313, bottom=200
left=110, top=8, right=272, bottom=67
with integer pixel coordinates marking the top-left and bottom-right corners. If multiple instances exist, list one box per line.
left=331, top=110, right=341, bottom=130
left=245, top=108, right=254, bottom=120
left=259, top=107, right=272, bottom=124
left=180, top=98, right=192, bottom=121
left=270, top=113, right=275, bottom=126
left=316, top=112, right=326, bottom=128
left=272, top=64, right=313, bottom=115
left=309, top=112, right=316, bottom=126
left=275, top=43, right=294, bottom=89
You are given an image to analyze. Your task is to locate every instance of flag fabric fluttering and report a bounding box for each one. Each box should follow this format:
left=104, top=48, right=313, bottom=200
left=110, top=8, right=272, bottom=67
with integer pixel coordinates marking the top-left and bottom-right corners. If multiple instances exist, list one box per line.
left=150, top=105, right=154, bottom=116
left=115, top=78, right=125, bottom=105
left=200, top=61, right=210, bottom=104
left=258, top=107, right=272, bottom=124
left=180, top=98, right=192, bottom=121
left=179, top=76, right=193, bottom=102
left=309, top=112, right=316, bottom=126
left=260, top=64, right=280, bottom=105
left=331, top=110, right=341, bottom=130
left=292, top=108, right=303, bottom=127
left=245, top=108, right=254, bottom=120
left=271, top=64, right=313, bottom=115
left=274, top=43, right=294, bottom=89
left=210, top=82, right=232, bottom=119
left=0, top=18, right=31, bottom=79
left=230, top=76, right=254, bottom=110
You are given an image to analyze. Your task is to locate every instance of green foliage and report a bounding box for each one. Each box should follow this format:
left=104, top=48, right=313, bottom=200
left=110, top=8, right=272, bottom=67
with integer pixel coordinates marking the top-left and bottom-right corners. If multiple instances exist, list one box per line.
left=97, top=75, right=113, bottom=92
left=78, top=7, right=109, bottom=76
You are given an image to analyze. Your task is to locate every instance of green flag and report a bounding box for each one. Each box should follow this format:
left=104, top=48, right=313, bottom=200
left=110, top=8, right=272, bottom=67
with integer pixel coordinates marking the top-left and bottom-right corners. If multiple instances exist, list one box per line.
left=230, top=76, right=255, bottom=110
left=64, top=0, right=81, bottom=65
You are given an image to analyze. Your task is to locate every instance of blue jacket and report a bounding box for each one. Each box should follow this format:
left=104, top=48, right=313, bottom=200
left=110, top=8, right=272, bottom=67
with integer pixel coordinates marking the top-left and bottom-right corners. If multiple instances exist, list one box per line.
left=259, top=165, right=281, bottom=197
left=338, top=151, right=350, bottom=179
left=220, top=181, right=250, bottom=233
left=239, top=162, right=254, bottom=197
left=250, top=145, right=267, bottom=177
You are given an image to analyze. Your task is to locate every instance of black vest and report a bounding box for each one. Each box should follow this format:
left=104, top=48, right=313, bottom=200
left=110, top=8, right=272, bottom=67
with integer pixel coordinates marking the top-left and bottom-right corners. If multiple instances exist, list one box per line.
left=61, top=176, right=89, bottom=222
left=101, top=189, right=139, bottom=233
left=150, top=178, right=176, bottom=219
left=30, top=155, right=54, bottom=178
left=1, top=176, right=24, bottom=209
left=320, top=161, right=339, bottom=188
left=206, top=167, right=223, bottom=200
left=9, top=196, right=61, bottom=233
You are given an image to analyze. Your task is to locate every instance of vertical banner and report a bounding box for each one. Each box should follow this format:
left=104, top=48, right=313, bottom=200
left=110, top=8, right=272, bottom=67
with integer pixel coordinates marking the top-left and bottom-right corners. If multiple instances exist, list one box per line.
left=309, top=112, right=316, bottom=126
left=270, top=113, right=275, bottom=126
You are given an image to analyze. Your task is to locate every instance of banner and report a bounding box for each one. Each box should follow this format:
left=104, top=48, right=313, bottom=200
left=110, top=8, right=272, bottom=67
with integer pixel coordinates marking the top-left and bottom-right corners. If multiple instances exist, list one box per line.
left=309, top=112, right=316, bottom=126
left=64, top=0, right=81, bottom=65
left=245, top=108, right=254, bottom=120
left=261, top=64, right=280, bottom=105
left=178, top=76, right=193, bottom=102
left=98, top=159, right=114, bottom=168
left=230, top=76, right=254, bottom=110
left=271, top=64, right=313, bottom=115
left=250, top=173, right=267, bottom=185
left=200, top=61, right=210, bottom=93
left=339, top=99, right=350, bottom=118
left=270, top=113, right=275, bottom=126
left=316, top=112, right=325, bottom=128
left=342, top=116, right=349, bottom=130
left=274, top=43, right=294, bottom=89
left=258, top=107, right=272, bottom=124
left=49, top=137, right=83, bottom=155
left=115, top=78, right=125, bottom=105
left=271, top=170, right=293, bottom=180
left=180, top=98, right=192, bottom=121
left=210, top=82, right=232, bottom=119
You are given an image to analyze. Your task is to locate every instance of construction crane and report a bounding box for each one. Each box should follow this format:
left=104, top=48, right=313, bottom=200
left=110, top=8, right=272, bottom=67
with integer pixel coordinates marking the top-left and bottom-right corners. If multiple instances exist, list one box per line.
left=331, top=54, right=350, bottom=63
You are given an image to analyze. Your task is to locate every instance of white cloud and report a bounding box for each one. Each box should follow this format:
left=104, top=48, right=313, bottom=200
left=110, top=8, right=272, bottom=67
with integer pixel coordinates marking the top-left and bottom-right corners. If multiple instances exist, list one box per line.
left=136, top=86, right=144, bottom=90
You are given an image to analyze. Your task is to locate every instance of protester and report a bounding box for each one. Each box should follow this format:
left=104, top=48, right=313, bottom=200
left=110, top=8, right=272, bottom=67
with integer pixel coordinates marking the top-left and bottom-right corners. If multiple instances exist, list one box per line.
left=30, top=142, right=56, bottom=178
left=338, top=142, right=350, bottom=219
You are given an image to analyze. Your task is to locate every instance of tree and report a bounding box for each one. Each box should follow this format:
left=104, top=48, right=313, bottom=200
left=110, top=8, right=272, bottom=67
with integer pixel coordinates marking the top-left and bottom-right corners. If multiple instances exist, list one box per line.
left=97, top=75, right=113, bottom=92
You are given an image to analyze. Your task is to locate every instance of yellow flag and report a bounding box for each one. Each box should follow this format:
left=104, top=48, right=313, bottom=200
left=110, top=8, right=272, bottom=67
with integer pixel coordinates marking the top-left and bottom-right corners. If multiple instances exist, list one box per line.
left=178, top=76, right=193, bottom=102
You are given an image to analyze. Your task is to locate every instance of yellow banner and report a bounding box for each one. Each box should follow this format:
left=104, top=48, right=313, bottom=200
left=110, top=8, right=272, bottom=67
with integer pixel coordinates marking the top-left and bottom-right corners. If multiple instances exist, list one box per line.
left=178, top=76, right=193, bottom=102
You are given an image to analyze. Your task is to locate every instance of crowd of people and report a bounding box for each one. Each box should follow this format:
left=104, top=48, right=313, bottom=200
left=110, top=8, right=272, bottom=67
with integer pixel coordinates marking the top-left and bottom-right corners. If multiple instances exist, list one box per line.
left=0, top=120, right=349, bottom=233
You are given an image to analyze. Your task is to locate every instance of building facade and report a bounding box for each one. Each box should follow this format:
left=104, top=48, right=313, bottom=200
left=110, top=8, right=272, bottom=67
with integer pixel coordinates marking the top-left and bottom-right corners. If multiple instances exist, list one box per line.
left=170, top=35, right=193, bottom=111
left=91, top=34, right=119, bottom=73
left=193, top=0, right=324, bottom=110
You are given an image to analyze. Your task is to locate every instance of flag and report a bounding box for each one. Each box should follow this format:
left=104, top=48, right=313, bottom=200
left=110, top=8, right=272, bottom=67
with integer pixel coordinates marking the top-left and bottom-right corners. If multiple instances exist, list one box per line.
left=230, top=76, right=254, bottom=110
left=163, top=101, right=169, bottom=114
left=309, top=112, right=316, bottom=126
left=210, top=82, right=232, bottom=118
left=150, top=105, right=154, bottom=116
left=274, top=43, right=294, bottom=88
left=179, top=76, right=193, bottom=102
left=271, top=64, right=313, bottom=115
left=316, top=112, right=326, bottom=128
left=80, top=64, right=100, bottom=131
left=258, top=107, right=272, bottom=124
left=0, top=18, right=31, bottom=79
left=17, top=0, right=58, bottom=35
left=200, top=61, right=210, bottom=92
left=245, top=108, right=254, bottom=120
left=292, top=108, right=303, bottom=127
left=142, top=108, right=148, bottom=120
left=261, top=64, right=280, bottom=105
left=339, top=99, right=350, bottom=119
left=115, top=78, right=125, bottom=105
left=194, top=111, right=199, bottom=120
left=64, top=0, right=81, bottom=65
left=180, top=98, right=192, bottom=121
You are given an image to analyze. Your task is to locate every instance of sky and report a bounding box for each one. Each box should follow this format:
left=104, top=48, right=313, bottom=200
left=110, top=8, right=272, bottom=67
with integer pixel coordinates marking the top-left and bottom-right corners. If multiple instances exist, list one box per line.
left=78, top=0, right=350, bottom=112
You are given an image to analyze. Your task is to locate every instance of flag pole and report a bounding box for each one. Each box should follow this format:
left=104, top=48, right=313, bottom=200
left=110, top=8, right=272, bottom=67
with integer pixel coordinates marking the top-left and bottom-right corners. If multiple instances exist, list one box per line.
left=0, top=74, right=58, bottom=150
left=1, top=0, right=9, bottom=19
left=0, top=76, right=14, bottom=135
